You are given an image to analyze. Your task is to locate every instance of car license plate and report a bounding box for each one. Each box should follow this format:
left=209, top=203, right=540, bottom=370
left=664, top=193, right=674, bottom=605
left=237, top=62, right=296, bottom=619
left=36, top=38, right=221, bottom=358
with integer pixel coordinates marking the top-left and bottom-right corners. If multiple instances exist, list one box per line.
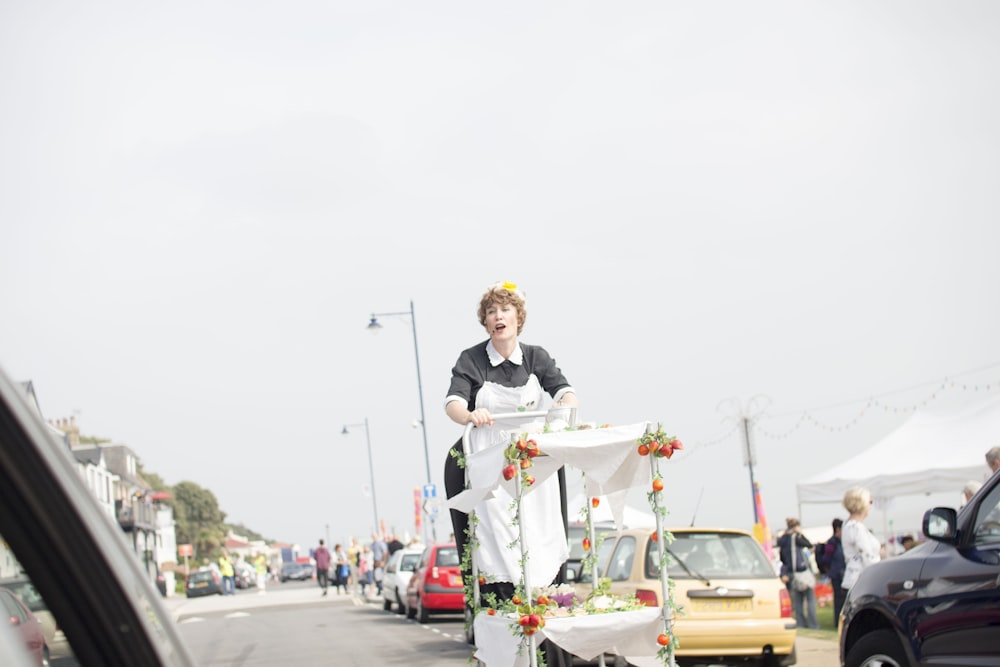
left=690, top=598, right=751, bottom=613
left=194, top=582, right=208, bottom=588
left=450, top=575, right=462, bottom=587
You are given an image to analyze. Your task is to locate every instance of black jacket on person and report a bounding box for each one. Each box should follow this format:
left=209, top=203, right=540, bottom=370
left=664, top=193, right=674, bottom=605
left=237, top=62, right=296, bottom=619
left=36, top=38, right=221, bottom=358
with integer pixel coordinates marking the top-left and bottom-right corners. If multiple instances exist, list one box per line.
left=777, top=532, right=813, bottom=579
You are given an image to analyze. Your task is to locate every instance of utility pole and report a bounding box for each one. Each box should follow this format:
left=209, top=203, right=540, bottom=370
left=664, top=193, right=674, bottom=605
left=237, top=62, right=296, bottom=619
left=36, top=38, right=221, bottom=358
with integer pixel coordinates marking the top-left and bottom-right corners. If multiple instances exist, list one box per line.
left=741, top=416, right=758, bottom=524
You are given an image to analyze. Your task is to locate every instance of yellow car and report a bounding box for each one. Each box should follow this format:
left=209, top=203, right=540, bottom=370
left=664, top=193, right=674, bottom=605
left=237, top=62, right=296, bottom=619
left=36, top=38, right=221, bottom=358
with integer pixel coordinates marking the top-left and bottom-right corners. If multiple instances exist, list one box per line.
left=572, top=526, right=797, bottom=666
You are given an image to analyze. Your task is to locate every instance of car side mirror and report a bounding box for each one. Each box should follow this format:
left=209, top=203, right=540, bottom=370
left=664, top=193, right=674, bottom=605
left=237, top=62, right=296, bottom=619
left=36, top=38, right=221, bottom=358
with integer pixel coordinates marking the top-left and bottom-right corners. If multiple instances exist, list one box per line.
left=564, top=567, right=576, bottom=582
left=923, top=507, right=958, bottom=543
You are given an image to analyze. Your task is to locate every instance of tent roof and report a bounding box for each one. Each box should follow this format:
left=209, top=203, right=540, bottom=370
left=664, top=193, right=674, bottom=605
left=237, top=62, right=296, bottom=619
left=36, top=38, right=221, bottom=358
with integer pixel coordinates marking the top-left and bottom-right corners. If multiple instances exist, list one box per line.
left=796, top=394, right=1000, bottom=504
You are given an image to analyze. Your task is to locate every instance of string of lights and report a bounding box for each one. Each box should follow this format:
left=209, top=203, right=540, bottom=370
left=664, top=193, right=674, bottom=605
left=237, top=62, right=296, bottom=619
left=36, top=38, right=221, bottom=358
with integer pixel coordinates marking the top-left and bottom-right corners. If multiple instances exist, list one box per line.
left=756, top=364, right=1000, bottom=440
left=677, top=361, right=1000, bottom=455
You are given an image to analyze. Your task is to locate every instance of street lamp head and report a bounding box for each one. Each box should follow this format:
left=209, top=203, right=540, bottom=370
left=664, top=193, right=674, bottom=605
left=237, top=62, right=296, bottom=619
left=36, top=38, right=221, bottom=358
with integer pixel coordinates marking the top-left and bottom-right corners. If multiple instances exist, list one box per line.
left=366, top=316, right=383, bottom=331
left=341, top=426, right=349, bottom=435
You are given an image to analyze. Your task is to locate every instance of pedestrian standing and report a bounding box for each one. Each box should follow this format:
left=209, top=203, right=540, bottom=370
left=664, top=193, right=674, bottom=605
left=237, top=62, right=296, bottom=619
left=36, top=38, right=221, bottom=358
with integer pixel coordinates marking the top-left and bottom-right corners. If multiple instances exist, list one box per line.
left=333, top=543, right=350, bottom=595
left=841, top=486, right=883, bottom=592
left=986, top=446, right=1000, bottom=475
left=358, top=546, right=373, bottom=598
left=347, top=537, right=361, bottom=594
left=219, top=551, right=236, bottom=596
left=819, top=518, right=846, bottom=620
left=777, top=517, right=819, bottom=630
left=371, top=533, right=388, bottom=596
left=314, top=539, right=332, bottom=596
left=253, top=553, right=268, bottom=592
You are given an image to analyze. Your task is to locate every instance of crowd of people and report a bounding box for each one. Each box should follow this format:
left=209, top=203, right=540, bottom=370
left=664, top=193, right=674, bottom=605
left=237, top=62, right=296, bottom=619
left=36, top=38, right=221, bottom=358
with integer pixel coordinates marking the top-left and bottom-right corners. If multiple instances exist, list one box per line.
left=310, top=533, right=415, bottom=598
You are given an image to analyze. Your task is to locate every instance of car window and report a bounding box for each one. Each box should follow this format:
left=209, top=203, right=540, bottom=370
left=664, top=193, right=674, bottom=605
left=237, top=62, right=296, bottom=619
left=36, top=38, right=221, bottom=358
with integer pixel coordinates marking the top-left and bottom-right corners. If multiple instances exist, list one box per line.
left=649, top=532, right=775, bottom=579
left=0, top=590, right=27, bottom=623
left=401, top=554, right=421, bottom=572
left=0, top=580, right=44, bottom=614
left=577, top=532, right=619, bottom=583
left=607, top=536, right=637, bottom=581
left=972, top=482, right=1000, bottom=546
left=435, top=547, right=459, bottom=567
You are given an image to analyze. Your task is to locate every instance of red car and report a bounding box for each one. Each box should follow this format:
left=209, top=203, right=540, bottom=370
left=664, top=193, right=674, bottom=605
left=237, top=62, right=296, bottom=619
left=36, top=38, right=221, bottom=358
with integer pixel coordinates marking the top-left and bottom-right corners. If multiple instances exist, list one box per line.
left=405, top=543, right=464, bottom=623
left=0, top=586, right=47, bottom=666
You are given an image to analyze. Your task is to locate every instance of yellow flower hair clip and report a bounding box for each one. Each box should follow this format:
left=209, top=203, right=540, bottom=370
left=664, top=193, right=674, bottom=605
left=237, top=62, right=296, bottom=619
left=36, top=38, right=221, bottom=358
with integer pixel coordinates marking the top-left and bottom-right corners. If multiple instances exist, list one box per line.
left=489, top=281, right=526, bottom=301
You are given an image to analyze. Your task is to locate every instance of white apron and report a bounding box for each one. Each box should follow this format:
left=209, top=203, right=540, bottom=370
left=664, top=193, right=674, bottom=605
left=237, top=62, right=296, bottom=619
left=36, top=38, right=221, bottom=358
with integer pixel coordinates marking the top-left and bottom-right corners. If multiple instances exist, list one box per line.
left=470, top=375, right=568, bottom=587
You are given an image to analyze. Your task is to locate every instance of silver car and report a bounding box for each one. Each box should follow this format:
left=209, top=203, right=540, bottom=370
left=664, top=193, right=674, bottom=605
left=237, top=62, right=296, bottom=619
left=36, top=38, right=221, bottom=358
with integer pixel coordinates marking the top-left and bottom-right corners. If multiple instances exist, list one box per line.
left=381, top=546, right=424, bottom=614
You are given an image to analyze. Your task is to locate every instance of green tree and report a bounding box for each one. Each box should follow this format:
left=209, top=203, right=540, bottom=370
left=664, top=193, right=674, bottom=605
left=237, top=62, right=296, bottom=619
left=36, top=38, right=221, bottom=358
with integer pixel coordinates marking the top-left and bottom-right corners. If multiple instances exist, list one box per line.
left=173, top=481, right=227, bottom=560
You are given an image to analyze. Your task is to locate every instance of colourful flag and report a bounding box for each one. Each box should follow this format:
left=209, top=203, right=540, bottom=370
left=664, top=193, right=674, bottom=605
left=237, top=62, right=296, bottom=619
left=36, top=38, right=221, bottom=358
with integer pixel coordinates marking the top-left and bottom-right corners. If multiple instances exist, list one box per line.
left=752, top=481, right=774, bottom=561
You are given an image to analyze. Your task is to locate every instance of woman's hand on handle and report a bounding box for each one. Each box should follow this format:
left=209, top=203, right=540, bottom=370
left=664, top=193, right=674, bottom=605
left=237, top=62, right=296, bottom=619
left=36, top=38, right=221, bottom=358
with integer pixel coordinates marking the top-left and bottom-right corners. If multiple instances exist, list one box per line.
left=466, top=408, right=494, bottom=427
left=446, top=401, right=494, bottom=427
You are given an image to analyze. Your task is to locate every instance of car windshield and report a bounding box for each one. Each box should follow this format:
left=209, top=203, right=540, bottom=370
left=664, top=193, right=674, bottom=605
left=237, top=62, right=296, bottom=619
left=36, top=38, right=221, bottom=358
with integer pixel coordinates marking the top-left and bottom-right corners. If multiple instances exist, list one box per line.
left=648, top=532, right=775, bottom=579
left=576, top=532, right=620, bottom=583
left=0, top=579, right=46, bottom=613
left=434, top=547, right=459, bottom=567
left=189, top=571, right=214, bottom=582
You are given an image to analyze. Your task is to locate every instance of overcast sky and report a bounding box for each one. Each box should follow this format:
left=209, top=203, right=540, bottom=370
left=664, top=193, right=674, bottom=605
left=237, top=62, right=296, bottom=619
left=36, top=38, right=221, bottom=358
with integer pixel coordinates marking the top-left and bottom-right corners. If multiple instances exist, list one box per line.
left=2, top=1, right=999, bottom=553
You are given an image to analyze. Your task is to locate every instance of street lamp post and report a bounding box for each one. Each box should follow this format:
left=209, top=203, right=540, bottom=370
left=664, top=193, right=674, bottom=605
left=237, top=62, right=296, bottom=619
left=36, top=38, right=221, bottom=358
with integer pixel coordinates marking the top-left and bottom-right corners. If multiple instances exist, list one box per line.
left=342, top=418, right=379, bottom=536
left=367, top=300, right=436, bottom=542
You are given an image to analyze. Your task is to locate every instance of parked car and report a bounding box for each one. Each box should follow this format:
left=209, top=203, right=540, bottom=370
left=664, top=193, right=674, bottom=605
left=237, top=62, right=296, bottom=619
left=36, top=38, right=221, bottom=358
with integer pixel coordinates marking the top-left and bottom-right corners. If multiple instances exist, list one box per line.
left=565, top=521, right=617, bottom=582
left=185, top=569, right=224, bottom=598
left=0, top=576, right=63, bottom=658
left=406, top=543, right=465, bottom=623
left=155, top=569, right=168, bottom=597
left=573, top=526, right=796, bottom=667
left=234, top=561, right=256, bottom=589
left=0, top=367, right=196, bottom=666
left=279, top=562, right=313, bottom=582
left=0, top=587, right=48, bottom=666
left=382, top=546, right=424, bottom=613
left=839, top=472, right=1000, bottom=667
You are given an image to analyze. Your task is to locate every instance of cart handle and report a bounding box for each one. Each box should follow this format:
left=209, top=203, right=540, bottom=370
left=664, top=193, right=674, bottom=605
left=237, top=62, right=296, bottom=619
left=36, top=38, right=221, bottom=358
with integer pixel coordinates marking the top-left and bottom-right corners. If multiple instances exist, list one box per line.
left=460, top=408, right=577, bottom=452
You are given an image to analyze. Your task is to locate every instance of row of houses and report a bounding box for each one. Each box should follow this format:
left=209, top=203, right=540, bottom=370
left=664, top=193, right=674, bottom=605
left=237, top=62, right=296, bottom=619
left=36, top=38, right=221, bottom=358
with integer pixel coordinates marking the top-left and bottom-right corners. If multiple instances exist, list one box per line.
left=3, top=381, right=299, bottom=595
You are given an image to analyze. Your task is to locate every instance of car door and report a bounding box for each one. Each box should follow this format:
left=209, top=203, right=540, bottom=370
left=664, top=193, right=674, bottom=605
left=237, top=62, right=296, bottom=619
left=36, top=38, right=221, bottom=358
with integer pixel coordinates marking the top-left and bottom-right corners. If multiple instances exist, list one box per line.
left=913, top=478, right=1000, bottom=664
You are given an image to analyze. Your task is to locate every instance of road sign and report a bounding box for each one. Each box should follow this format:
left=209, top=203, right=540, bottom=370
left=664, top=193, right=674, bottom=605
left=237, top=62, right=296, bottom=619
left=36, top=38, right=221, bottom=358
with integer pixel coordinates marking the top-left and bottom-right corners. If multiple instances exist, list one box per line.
left=422, top=483, right=436, bottom=499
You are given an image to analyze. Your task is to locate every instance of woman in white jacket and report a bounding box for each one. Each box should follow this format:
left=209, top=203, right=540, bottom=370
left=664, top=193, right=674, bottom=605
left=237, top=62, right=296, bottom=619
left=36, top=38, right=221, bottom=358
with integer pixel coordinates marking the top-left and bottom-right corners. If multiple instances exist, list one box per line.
left=840, top=486, right=883, bottom=591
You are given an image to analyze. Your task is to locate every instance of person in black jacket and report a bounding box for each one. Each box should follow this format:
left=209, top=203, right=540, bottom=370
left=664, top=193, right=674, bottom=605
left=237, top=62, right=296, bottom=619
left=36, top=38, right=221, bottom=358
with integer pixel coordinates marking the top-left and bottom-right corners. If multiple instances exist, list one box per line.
left=819, top=518, right=846, bottom=619
left=777, top=517, right=819, bottom=630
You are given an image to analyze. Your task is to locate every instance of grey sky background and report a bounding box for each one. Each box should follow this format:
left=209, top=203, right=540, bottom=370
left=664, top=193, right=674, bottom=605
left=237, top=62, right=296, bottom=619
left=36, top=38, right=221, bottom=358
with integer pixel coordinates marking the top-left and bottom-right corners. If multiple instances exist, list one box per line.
left=2, top=2, right=999, bottom=552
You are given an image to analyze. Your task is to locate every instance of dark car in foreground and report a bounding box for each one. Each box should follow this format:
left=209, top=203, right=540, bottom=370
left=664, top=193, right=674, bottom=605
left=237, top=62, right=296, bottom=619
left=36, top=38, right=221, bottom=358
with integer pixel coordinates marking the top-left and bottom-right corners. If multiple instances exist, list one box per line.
left=839, top=472, right=1000, bottom=667
left=0, top=367, right=196, bottom=666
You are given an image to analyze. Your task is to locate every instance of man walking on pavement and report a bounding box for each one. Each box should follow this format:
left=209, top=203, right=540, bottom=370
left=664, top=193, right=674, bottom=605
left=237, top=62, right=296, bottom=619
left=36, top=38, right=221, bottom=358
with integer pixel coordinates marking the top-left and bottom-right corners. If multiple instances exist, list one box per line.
left=371, top=532, right=388, bottom=596
left=314, top=539, right=332, bottom=596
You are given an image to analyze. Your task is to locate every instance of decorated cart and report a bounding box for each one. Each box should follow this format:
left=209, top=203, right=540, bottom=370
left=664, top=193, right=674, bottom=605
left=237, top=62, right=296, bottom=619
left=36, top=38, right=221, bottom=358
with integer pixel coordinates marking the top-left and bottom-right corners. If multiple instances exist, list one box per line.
left=446, top=409, right=684, bottom=667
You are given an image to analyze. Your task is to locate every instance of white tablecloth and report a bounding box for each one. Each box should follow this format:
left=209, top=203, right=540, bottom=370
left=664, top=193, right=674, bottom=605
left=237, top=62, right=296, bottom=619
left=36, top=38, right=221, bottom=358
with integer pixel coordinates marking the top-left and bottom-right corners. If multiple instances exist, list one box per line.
left=446, top=422, right=653, bottom=532
left=473, top=607, right=664, bottom=666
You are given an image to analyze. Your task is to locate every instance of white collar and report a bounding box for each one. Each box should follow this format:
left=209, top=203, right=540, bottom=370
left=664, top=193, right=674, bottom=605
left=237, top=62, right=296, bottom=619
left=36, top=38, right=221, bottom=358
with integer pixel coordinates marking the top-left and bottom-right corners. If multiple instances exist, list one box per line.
left=486, top=340, right=523, bottom=367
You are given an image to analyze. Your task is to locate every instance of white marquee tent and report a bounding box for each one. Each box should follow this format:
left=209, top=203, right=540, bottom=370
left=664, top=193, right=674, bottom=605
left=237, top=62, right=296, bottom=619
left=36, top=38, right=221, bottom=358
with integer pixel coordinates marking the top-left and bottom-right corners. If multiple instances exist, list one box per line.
left=796, top=393, right=1000, bottom=509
